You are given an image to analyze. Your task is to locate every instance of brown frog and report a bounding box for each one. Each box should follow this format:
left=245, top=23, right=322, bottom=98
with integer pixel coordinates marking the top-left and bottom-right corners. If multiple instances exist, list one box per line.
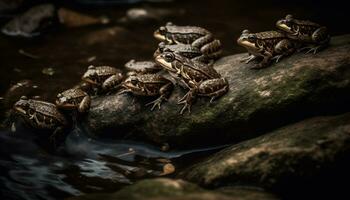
left=81, top=65, right=124, bottom=93
left=13, top=96, right=68, bottom=147
left=119, top=74, right=174, bottom=110
left=276, top=14, right=330, bottom=54
left=124, top=59, right=162, bottom=76
left=154, top=42, right=221, bottom=64
left=56, top=88, right=91, bottom=113
left=237, top=29, right=297, bottom=69
left=155, top=52, right=229, bottom=114
left=154, top=22, right=222, bottom=56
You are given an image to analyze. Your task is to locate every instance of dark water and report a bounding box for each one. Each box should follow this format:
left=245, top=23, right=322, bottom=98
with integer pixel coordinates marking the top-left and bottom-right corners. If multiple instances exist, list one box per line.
left=0, top=0, right=349, bottom=199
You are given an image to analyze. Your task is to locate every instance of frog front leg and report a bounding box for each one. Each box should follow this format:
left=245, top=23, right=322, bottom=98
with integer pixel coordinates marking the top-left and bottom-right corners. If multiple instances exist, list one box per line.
left=178, top=88, right=198, bottom=114
left=251, top=50, right=273, bottom=69
left=197, top=78, right=229, bottom=102
left=272, top=39, right=296, bottom=63
left=146, top=82, right=174, bottom=111
left=240, top=54, right=259, bottom=64
left=78, top=95, right=91, bottom=113
left=102, top=73, right=124, bottom=91
left=192, top=33, right=214, bottom=49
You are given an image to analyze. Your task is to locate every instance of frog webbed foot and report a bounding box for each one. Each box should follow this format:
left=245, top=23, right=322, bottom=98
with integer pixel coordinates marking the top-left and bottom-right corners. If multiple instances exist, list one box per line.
left=272, top=54, right=285, bottom=63
left=178, top=89, right=197, bottom=114
left=240, top=54, right=258, bottom=64
left=146, top=96, right=167, bottom=111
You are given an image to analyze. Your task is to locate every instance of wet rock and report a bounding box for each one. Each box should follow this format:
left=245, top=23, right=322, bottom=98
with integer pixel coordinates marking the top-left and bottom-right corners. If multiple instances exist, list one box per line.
left=84, top=34, right=350, bottom=146
left=181, top=113, right=350, bottom=192
left=58, top=8, right=109, bottom=28
left=67, top=178, right=278, bottom=200
left=1, top=4, right=57, bottom=37
left=119, top=7, right=184, bottom=24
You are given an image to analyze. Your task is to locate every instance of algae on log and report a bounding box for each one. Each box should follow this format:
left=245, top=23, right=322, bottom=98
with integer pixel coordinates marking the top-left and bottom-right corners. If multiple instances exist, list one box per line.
left=66, top=178, right=279, bottom=200
left=181, top=113, right=350, bottom=192
left=84, top=34, right=350, bottom=146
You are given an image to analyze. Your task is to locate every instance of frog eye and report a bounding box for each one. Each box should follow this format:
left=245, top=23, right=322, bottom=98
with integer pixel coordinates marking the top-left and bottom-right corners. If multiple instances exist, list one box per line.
left=242, top=29, right=250, bottom=34
left=20, top=96, right=28, bottom=100
left=163, top=53, right=175, bottom=62
left=159, top=26, right=167, bottom=34
left=248, top=34, right=256, bottom=42
left=130, top=77, right=138, bottom=85
left=88, top=65, right=95, bottom=70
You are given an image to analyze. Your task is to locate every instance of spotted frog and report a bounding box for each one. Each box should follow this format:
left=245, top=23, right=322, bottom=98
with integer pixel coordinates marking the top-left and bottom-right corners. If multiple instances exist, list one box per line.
left=119, top=74, right=174, bottom=110
left=276, top=14, right=330, bottom=54
left=13, top=96, right=68, bottom=147
left=124, top=59, right=162, bottom=76
left=154, top=42, right=221, bottom=64
left=154, top=22, right=222, bottom=57
left=237, top=30, right=297, bottom=69
left=82, top=65, right=124, bottom=93
left=56, top=88, right=91, bottom=113
left=155, top=52, right=228, bottom=114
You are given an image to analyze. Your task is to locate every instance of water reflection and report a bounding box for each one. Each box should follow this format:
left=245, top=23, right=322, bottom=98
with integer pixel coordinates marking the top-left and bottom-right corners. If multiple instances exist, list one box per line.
left=0, top=125, right=227, bottom=200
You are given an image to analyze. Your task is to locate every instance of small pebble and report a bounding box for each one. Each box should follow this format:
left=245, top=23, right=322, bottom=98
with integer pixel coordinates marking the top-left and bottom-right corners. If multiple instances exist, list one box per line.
left=160, top=143, right=170, bottom=151
left=42, top=67, right=55, bottom=76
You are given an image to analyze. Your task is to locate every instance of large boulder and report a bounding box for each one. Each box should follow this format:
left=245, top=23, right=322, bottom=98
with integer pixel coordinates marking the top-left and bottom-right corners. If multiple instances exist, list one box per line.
left=84, top=34, right=350, bottom=147
left=181, top=113, right=350, bottom=197
left=66, top=178, right=278, bottom=200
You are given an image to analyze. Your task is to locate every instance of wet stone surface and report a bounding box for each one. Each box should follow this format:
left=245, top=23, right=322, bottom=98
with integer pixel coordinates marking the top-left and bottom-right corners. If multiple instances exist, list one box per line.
left=84, top=34, right=350, bottom=147
left=180, top=112, right=350, bottom=198
left=67, top=178, right=279, bottom=200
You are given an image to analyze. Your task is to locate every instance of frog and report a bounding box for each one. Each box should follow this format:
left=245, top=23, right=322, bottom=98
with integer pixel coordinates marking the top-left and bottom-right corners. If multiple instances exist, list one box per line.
left=56, top=88, right=91, bottom=113
left=81, top=65, right=124, bottom=94
left=155, top=52, right=229, bottom=114
left=13, top=96, right=68, bottom=147
left=124, top=59, right=162, bottom=76
left=154, top=42, right=221, bottom=64
left=118, top=74, right=174, bottom=110
left=276, top=14, right=330, bottom=54
left=153, top=22, right=222, bottom=56
left=237, top=29, right=297, bottom=69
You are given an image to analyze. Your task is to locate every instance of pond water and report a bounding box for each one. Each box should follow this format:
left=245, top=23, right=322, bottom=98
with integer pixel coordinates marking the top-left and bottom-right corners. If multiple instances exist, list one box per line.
left=0, top=0, right=348, bottom=199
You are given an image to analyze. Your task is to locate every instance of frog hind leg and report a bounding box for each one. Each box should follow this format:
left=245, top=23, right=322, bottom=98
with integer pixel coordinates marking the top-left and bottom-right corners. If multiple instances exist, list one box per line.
left=240, top=54, right=258, bottom=64
left=78, top=95, right=91, bottom=113
left=312, top=26, right=330, bottom=45
left=192, top=33, right=214, bottom=49
left=102, top=74, right=124, bottom=92
left=273, top=39, right=296, bottom=63
left=146, top=82, right=174, bottom=111
left=198, top=78, right=229, bottom=103
left=302, top=27, right=330, bottom=54
left=200, top=39, right=222, bottom=59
